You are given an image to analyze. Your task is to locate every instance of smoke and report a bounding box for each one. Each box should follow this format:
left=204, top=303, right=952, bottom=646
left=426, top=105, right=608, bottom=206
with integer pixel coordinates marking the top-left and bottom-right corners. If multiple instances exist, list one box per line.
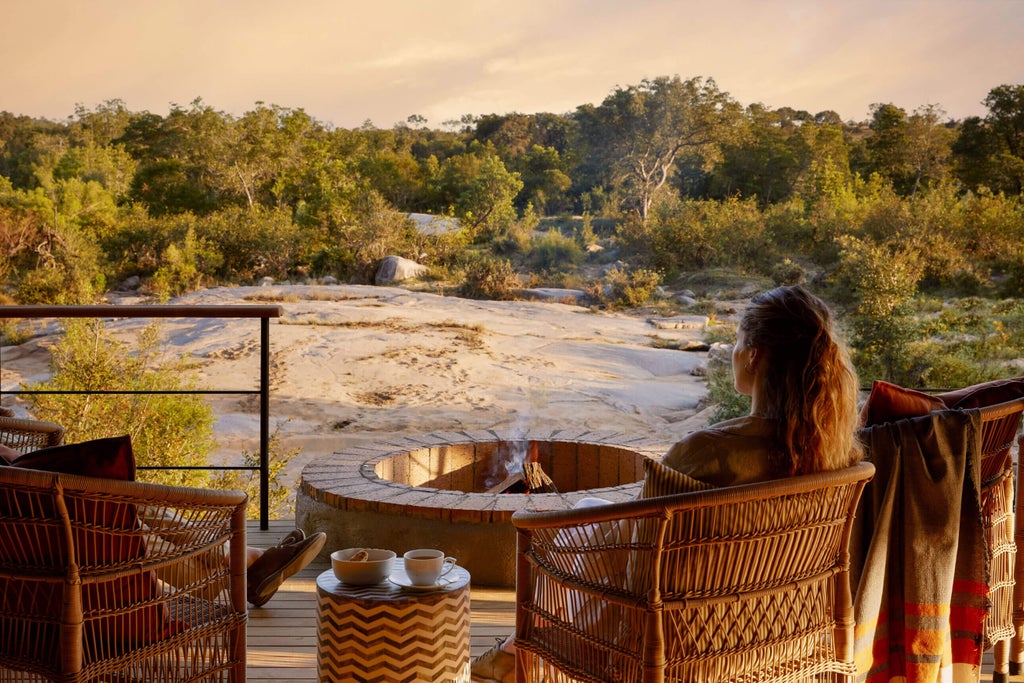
left=483, top=378, right=546, bottom=488
left=483, top=438, right=529, bottom=489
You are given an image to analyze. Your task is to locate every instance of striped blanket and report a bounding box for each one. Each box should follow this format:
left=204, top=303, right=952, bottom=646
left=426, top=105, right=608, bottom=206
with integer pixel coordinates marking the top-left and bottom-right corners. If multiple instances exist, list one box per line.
left=853, top=409, right=987, bottom=683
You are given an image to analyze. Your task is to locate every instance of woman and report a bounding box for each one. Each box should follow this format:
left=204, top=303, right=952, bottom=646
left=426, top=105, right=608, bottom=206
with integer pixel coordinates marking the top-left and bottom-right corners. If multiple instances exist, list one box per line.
left=662, top=283, right=863, bottom=485
left=471, top=284, right=863, bottom=683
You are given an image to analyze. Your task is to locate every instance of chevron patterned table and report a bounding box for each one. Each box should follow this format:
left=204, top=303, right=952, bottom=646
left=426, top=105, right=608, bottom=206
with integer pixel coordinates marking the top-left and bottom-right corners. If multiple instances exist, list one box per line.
left=315, top=561, right=472, bottom=682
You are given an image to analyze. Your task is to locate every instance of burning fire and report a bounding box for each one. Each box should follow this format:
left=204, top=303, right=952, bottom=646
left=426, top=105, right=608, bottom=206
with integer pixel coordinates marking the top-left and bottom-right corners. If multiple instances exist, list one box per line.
left=484, top=440, right=557, bottom=494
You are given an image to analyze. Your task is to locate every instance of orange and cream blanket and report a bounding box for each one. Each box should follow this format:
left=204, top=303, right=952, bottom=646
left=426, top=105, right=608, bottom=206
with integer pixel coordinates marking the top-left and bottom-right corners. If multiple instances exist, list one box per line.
left=853, top=409, right=987, bottom=683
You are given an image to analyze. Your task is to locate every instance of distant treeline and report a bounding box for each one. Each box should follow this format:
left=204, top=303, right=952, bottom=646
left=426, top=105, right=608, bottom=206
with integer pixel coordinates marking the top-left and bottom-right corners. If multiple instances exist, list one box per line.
left=1, top=75, right=1023, bottom=309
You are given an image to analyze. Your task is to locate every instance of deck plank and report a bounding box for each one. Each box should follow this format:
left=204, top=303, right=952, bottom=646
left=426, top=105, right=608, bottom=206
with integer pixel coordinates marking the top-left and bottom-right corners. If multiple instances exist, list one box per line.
left=244, top=520, right=1017, bottom=682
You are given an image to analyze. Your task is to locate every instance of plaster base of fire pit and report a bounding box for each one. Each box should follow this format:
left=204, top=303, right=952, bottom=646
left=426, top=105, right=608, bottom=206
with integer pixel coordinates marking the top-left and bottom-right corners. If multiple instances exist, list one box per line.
left=295, top=429, right=667, bottom=587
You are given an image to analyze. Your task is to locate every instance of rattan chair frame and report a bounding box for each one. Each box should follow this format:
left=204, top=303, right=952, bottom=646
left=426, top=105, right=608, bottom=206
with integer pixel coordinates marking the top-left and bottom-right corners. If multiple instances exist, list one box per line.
left=0, top=465, right=248, bottom=682
left=512, top=461, right=874, bottom=683
left=975, top=397, right=1024, bottom=680
left=0, top=415, right=65, bottom=453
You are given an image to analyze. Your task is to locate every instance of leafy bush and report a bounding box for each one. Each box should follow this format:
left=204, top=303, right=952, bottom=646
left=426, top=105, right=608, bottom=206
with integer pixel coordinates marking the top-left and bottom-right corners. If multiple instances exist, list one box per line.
left=26, top=319, right=216, bottom=488
left=835, top=234, right=924, bottom=383
left=647, top=196, right=773, bottom=276
left=530, top=229, right=583, bottom=273
left=706, top=361, right=751, bottom=424
left=212, top=423, right=299, bottom=519
left=602, top=266, right=661, bottom=308
left=458, top=256, right=521, bottom=300
left=16, top=225, right=106, bottom=304
left=197, top=206, right=302, bottom=282
left=148, top=227, right=221, bottom=300
left=770, top=258, right=806, bottom=285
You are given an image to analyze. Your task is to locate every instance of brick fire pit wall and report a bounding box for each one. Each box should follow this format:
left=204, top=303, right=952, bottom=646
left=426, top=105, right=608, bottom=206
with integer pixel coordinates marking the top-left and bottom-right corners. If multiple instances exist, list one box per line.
left=296, top=429, right=666, bottom=587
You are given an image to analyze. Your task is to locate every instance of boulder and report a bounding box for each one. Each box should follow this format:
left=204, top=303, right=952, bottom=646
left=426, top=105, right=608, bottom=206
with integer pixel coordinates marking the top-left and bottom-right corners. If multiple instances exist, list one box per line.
left=648, top=315, right=709, bottom=330
left=518, top=288, right=588, bottom=304
left=707, top=342, right=734, bottom=372
left=117, top=275, right=141, bottom=291
left=375, top=255, right=428, bottom=285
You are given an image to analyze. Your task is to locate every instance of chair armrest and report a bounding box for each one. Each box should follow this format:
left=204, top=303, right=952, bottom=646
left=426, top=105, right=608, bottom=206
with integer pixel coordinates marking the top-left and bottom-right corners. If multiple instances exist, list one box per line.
left=0, top=416, right=65, bottom=452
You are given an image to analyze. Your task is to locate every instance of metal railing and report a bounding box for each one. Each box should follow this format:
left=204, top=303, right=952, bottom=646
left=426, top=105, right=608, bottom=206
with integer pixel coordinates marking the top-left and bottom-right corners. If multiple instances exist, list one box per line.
left=0, top=304, right=282, bottom=529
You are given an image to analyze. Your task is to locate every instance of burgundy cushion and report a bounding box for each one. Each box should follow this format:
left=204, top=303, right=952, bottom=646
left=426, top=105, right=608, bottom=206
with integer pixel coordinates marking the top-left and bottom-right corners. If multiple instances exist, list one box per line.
left=860, top=380, right=947, bottom=426
left=10, top=434, right=136, bottom=480
left=936, top=376, right=1024, bottom=409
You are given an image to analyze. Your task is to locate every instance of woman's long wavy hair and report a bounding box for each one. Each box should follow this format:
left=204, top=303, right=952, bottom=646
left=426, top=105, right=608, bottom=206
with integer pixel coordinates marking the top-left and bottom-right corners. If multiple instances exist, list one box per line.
left=740, top=285, right=863, bottom=476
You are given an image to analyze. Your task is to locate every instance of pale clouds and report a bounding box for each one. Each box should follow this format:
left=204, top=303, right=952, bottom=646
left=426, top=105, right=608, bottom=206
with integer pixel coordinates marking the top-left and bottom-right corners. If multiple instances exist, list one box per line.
left=1, top=0, right=1021, bottom=127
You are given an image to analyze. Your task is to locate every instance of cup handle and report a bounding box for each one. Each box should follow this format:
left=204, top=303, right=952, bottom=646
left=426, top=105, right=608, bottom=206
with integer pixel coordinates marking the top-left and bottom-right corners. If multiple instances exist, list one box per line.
left=440, top=557, right=457, bottom=576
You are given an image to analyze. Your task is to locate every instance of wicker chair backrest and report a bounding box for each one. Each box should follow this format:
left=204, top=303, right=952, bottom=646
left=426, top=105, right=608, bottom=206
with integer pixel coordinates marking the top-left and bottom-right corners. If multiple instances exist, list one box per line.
left=513, top=461, right=874, bottom=683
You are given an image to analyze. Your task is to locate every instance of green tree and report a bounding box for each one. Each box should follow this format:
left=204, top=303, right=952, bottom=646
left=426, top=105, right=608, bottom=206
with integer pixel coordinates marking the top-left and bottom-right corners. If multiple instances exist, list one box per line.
left=865, top=103, right=953, bottom=196
left=903, top=105, right=953, bottom=196
left=985, top=85, right=1024, bottom=159
left=707, top=103, right=805, bottom=204
left=575, top=75, right=741, bottom=223
left=865, top=103, right=911, bottom=191
left=125, top=98, right=233, bottom=215
left=516, top=144, right=572, bottom=214
left=67, top=99, right=134, bottom=148
left=794, top=121, right=855, bottom=207
left=952, top=116, right=1005, bottom=192
left=982, top=84, right=1024, bottom=194
left=837, top=235, right=924, bottom=383
left=430, top=142, right=522, bottom=242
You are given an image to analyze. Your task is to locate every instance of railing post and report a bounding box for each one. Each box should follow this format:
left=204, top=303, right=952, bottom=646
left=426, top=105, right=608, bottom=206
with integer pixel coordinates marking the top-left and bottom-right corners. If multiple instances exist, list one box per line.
left=260, top=315, right=270, bottom=531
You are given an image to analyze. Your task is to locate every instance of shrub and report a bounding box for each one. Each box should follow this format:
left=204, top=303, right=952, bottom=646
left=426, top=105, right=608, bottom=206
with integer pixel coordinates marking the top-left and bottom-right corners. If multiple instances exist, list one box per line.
left=16, top=225, right=105, bottom=304
left=647, top=196, right=773, bottom=276
left=602, top=266, right=661, bottom=308
left=706, top=361, right=751, bottom=424
left=147, top=227, right=220, bottom=300
left=530, top=229, right=583, bottom=273
left=835, top=235, right=924, bottom=383
left=196, top=206, right=303, bottom=282
left=458, top=256, right=521, bottom=300
left=770, top=258, right=806, bottom=286
left=212, top=423, right=299, bottom=519
left=577, top=212, right=597, bottom=248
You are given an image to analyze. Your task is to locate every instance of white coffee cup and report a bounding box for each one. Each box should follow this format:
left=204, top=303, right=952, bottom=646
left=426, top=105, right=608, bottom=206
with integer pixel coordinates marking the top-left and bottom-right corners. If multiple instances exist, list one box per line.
left=403, top=548, right=457, bottom=585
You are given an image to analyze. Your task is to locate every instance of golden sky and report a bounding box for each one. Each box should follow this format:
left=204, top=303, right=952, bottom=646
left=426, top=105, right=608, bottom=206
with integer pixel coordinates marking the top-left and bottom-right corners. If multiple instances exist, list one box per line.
left=2, top=0, right=1022, bottom=127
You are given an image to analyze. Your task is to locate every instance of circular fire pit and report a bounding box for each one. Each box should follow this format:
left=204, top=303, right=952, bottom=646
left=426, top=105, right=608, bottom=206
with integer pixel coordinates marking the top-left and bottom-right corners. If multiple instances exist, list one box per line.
left=296, top=429, right=665, bottom=587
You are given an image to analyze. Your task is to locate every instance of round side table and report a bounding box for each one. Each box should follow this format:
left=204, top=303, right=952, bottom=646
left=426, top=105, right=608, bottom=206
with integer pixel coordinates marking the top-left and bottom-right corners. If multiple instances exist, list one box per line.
left=315, top=559, right=472, bottom=682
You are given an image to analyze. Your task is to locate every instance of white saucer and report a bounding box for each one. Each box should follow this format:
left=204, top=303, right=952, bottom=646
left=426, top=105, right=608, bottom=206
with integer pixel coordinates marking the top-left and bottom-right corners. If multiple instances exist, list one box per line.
left=388, top=572, right=455, bottom=591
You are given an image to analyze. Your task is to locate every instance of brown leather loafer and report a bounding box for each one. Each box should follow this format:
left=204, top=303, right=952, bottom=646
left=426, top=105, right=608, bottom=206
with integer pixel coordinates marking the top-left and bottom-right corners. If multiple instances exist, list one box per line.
left=247, top=531, right=326, bottom=607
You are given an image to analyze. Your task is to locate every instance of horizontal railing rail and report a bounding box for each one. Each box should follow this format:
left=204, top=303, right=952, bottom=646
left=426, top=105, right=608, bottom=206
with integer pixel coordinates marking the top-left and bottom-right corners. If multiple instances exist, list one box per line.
left=0, top=304, right=282, bottom=529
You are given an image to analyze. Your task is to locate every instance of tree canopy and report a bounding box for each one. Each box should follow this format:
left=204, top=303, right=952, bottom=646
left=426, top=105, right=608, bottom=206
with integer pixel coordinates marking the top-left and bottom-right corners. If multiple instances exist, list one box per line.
left=0, top=76, right=1022, bottom=311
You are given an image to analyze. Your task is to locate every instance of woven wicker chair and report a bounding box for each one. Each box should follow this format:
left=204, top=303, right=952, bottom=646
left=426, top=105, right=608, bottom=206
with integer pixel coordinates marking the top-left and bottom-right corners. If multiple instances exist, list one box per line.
left=0, top=465, right=248, bottom=682
left=0, top=415, right=65, bottom=453
left=512, top=461, right=874, bottom=683
left=975, top=397, right=1024, bottom=682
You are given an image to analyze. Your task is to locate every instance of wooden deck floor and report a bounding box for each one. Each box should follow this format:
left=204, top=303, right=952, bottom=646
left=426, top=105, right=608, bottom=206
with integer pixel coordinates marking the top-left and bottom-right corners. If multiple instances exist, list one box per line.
left=247, top=520, right=1019, bottom=682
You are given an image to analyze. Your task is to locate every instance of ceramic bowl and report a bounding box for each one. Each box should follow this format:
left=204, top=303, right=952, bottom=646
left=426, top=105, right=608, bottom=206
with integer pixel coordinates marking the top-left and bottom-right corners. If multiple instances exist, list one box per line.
left=331, top=548, right=396, bottom=585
